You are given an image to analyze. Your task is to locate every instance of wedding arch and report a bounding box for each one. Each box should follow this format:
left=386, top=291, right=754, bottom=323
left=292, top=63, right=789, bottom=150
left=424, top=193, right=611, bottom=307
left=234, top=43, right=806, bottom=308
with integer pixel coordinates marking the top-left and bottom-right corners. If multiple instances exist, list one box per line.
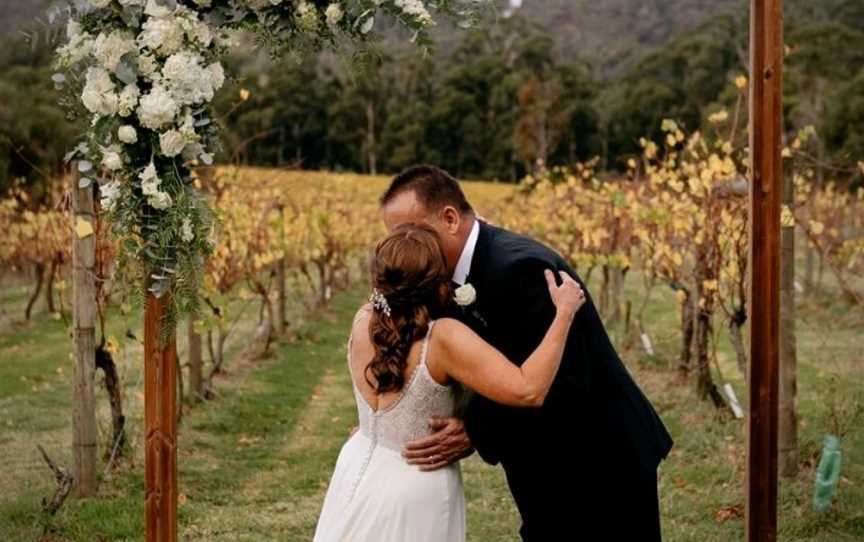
left=55, top=1, right=785, bottom=541
left=56, top=1, right=485, bottom=540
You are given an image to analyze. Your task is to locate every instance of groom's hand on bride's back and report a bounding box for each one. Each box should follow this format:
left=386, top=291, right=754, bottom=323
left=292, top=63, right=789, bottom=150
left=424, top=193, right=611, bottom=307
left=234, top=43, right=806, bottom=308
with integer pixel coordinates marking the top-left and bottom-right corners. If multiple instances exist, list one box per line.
left=402, top=417, right=473, bottom=471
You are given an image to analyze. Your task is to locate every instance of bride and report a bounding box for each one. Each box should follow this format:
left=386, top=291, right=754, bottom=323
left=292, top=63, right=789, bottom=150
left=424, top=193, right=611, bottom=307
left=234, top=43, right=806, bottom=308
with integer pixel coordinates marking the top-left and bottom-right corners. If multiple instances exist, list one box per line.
left=313, top=224, right=585, bottom=542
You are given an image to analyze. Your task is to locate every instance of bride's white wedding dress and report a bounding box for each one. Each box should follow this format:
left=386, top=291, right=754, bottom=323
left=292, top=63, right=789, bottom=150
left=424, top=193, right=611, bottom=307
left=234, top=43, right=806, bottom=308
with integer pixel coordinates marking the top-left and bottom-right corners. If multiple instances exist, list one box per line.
left=313, top=320, right=466, bottom=542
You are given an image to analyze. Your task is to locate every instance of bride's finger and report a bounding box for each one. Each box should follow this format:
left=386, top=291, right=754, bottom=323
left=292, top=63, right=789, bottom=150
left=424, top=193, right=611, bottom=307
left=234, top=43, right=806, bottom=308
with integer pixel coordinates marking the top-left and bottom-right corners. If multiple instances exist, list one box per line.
left=544, top=269, right=557, bottom=293
left=558, top=270, right=578, bottom=286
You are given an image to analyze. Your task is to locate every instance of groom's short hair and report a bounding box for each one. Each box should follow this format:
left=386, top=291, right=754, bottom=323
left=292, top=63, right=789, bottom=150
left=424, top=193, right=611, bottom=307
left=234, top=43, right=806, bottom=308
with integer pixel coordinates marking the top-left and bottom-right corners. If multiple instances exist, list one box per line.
left=381, top=165, right=474, bottom=215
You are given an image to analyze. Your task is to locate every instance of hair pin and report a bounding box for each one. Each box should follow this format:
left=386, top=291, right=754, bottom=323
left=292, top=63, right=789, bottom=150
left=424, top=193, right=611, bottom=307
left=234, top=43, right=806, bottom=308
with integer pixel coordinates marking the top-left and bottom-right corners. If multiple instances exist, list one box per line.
left=370, top=288, right=392, bottom=318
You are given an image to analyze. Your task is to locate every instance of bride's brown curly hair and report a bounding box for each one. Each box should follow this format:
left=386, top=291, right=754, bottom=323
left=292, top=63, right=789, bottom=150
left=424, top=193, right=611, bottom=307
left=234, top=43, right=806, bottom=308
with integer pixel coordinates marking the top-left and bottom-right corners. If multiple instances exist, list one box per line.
left=366, top=223, right=452, bottom=394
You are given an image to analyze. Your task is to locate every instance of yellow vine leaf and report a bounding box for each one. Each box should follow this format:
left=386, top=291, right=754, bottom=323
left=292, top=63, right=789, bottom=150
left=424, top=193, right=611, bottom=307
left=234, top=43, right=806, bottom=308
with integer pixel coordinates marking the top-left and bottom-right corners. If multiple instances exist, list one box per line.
left=780, top=205, right=795, bottom=228
left=75, top=218, right=94, bottom=239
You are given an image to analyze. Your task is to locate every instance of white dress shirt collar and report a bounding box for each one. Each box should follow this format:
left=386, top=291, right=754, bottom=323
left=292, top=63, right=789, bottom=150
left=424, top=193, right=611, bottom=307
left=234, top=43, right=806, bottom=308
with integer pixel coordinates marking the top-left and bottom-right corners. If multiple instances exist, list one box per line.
left=452, top=219, right=480, bottom=286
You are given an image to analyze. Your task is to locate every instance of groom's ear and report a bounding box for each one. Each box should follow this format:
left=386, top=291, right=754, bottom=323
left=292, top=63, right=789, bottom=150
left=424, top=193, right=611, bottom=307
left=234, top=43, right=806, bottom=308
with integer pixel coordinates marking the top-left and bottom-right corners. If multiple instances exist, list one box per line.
left=440, top=205, right=461, bottom=234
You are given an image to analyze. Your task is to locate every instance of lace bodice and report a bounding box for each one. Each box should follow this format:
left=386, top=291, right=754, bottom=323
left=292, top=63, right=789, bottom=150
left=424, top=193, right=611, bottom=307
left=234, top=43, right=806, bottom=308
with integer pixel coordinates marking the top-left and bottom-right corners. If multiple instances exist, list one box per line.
left=349, top=320, right=458, bottom=452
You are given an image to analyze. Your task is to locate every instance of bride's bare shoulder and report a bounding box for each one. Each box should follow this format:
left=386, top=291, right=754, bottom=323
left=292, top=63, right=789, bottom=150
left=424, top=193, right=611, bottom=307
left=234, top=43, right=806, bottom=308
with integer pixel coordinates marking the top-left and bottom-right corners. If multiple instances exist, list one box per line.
left=433, top=317, right=472, bottom=341
left=351, top=304, right=373, bottom=334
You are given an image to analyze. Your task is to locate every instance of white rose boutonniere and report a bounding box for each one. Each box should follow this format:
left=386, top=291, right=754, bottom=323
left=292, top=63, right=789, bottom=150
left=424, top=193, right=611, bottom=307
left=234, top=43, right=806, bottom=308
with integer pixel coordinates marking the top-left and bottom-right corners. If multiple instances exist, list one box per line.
left=454, top=283, right=477, bottom=306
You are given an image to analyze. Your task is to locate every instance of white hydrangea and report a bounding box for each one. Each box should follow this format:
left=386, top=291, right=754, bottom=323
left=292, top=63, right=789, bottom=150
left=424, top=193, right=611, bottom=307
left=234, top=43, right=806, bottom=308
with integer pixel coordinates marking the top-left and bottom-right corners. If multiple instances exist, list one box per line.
left=81, top=67, right=119, bottom=116
left=138, top=53, right=159, bottom=79
left=325, top=3, right=344, bottom=26
left=246, top=0, right=275, bottom=10
left=118, top=84, right=140, bottom=117
left=119, top=0, right=145, bottom=6
left=182, top=142, right=205, bottom=162
left=180, top=217, right=195, bottom=242
left=178, top=110, right=197, bottom=138
left=144, top=0, right=174, bottom=18
left=296, top=1, right=319, bottom=32
left=140, top=162, right=173, bottom=210
left=102, top=149, right=124, bottom=171
left=93, top=31, right=137, bottom=72
left=137, top=84, right=178, bottom=129
left=100, top=180, right=122, bottom=212
left=162, top=52, right=221, bottom=105
left=394, top=0, right=434, bottom=26
left=90, top=0, right=113, bottom=8
left=118, top=125, right=138, bottom=144
left=208, top=62, right=225, bottom=91
left=139, top=16, right=184, bottom=56
left=175, top=10, right=213, bottom=47
left=56, top=19, right=94, bottom=66
left=159, top=130, right=187, bottom=157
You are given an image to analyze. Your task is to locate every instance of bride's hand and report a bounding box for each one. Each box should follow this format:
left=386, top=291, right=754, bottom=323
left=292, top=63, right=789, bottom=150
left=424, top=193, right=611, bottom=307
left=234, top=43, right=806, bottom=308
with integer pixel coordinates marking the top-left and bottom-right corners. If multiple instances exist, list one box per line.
left=545, top=269, right=585, bottom=318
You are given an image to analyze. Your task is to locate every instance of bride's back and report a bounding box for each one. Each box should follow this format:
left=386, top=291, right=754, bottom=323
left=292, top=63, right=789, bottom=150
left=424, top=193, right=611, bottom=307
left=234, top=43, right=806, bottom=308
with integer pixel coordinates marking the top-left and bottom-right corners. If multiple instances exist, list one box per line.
left=348, top=308, right=457, bottom=452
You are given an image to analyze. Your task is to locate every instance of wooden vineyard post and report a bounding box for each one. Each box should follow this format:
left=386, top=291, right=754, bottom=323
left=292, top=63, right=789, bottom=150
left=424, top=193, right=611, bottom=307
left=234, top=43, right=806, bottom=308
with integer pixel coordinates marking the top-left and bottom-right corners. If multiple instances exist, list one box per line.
left=144, top=295, right=178, bottom=542
left=71, top=165, right=98, bottom=497
left=747, top=1, right=783, bottom=541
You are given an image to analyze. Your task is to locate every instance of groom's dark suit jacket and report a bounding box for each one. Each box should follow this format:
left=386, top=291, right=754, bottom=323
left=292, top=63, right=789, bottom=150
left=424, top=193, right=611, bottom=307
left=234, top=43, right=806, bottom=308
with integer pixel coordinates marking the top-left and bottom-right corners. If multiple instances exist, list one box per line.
left=456, top=221, right=673, bottom=538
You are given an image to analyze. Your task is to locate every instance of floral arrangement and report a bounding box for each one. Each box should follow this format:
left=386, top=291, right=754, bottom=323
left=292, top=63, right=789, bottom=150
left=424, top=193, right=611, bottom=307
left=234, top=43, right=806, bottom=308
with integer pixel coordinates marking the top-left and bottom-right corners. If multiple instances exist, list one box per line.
left=55, top=0, right=486, bottom=330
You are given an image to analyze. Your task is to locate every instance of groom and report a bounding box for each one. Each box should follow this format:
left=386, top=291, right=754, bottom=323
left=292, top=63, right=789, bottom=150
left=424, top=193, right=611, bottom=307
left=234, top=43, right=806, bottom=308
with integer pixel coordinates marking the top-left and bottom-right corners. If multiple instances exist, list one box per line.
left=380, top=165, right=674, bottom=541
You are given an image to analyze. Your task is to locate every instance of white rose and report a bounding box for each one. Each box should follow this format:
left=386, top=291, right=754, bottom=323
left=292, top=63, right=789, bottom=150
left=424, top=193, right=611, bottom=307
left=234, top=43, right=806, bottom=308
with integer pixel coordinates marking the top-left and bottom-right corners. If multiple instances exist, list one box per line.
left=93, top=31, right=137, bottom=72
left=102, top=150, right=124, bottom=171
left=99, top=180, right=122, bottom=211
left=180, top=217, right=195, bottom=242
left=118, top=84, right=140, bottom=117
left=149, top=191, right=173, bottom=210
left=140, top=161, right=158, bottom=185
left=139, top=162, right=173, bottom=210
left=325, top=3, right=344, bottom=25
left=159, top=130, right=187, bottom=157
left=81, top=67, right=119, bottom=116
left=118, top=125, right=138, bottom=144
left=454, top=283, right=477, bottom=306
left=137, top=84, right=178, bottom=129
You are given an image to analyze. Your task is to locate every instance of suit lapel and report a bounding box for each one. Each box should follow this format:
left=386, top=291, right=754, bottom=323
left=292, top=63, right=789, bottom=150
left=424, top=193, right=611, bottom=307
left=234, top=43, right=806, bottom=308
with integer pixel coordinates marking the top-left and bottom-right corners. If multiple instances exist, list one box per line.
left=465, top=220, right=494, bottom=290
left=461, top=221, right=496, bottom=332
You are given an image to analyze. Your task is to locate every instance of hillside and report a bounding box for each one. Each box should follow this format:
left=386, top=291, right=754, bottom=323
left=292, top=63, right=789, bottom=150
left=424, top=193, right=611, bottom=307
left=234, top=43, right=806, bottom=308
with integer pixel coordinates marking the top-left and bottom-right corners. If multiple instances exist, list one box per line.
left=515, top=0, right=741, bottom=77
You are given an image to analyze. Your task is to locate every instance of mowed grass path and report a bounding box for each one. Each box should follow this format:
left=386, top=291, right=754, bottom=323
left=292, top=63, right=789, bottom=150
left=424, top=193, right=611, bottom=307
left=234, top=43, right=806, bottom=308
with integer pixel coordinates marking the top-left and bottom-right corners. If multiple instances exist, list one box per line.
left=2, top=282, right=863, bottom=541
left=0, top=287, right=518, bottom=541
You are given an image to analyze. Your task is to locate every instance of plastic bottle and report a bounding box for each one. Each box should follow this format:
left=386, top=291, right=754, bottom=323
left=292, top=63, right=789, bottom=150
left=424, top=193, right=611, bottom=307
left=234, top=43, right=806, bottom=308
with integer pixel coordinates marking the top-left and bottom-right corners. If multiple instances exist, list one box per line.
left=813, top=435, right=842, bottom=513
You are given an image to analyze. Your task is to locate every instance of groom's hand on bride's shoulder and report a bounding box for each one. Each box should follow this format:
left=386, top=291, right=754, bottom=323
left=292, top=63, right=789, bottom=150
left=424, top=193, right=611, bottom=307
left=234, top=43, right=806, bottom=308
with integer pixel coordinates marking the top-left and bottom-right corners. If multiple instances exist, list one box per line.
left=402, top=417, right=474, bottom=471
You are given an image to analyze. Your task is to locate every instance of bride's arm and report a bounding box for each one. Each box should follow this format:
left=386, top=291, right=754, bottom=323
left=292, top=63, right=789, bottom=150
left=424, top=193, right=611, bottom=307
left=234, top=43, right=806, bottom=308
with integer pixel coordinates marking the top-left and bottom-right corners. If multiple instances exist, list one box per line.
left=435, top=270, right=584, bottom=407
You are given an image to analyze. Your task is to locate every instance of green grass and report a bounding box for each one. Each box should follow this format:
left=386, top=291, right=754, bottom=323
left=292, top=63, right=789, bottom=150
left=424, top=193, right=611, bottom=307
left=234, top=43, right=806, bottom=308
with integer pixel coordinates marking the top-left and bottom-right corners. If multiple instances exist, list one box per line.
left=1, top=271, right=862, bottom=541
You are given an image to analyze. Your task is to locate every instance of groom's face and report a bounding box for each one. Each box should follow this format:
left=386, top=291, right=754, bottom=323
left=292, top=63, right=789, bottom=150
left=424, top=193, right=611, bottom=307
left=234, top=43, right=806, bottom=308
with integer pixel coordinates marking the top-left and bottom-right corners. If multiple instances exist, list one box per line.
left=380, top=190, right=466, bottom=274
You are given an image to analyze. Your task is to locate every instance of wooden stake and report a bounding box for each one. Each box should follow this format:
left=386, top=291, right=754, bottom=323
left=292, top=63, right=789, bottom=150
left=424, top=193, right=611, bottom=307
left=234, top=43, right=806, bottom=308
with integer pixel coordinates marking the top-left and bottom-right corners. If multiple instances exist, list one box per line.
left=747, top=1, right=783, bottom=541
left=144, top=294, right=178, bottom=542
left=71, top=167, right=98, bottom=497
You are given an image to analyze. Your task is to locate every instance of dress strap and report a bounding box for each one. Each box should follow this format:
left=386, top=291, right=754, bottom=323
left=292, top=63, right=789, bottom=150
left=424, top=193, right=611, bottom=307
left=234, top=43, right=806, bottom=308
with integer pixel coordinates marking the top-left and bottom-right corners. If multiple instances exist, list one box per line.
left=419, top=320, right=436, bottom=367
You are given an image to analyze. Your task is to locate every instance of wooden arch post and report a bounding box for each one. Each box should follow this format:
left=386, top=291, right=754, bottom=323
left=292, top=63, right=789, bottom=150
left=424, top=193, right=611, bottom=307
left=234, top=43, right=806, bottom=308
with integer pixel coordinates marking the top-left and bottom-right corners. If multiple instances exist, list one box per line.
left=747, top=1, right=783, bottom=541
left=144, top=295, right=178, bottom=542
